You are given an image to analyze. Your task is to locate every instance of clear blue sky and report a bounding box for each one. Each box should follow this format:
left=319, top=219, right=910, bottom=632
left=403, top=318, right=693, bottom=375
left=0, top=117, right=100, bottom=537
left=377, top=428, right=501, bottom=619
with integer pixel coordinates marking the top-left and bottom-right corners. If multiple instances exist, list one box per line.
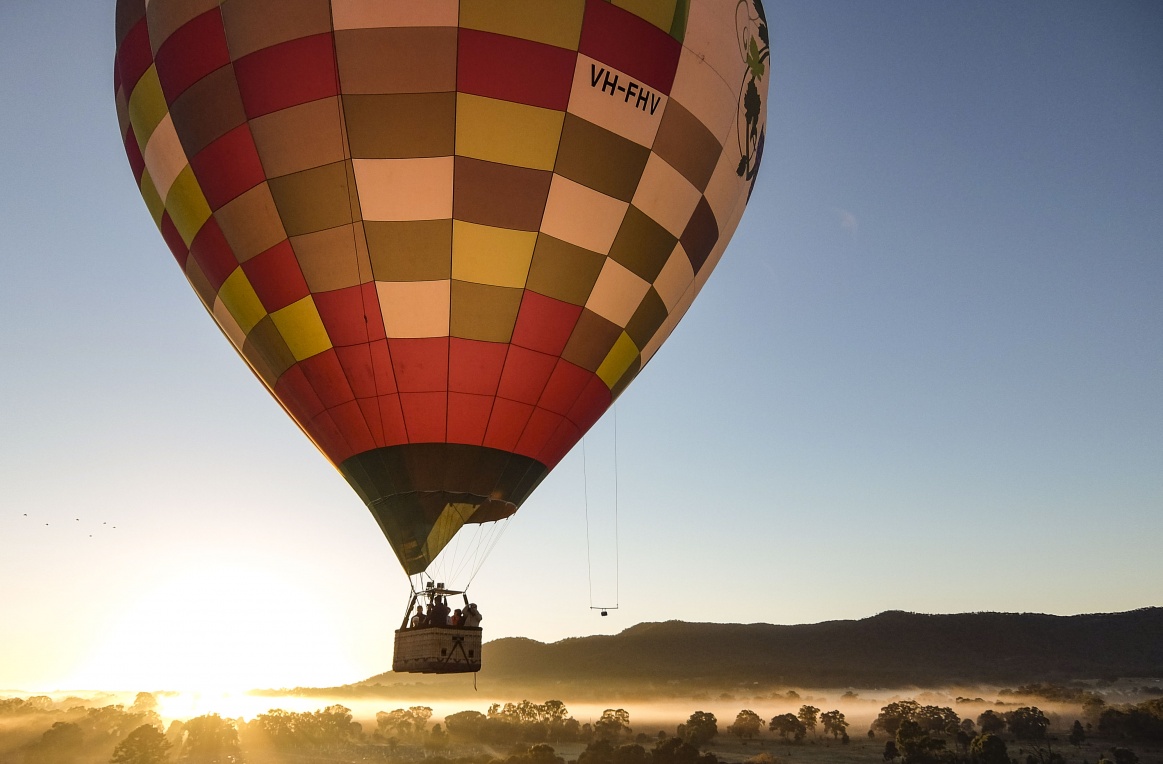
left=1, top=2, right=1160, bottom=693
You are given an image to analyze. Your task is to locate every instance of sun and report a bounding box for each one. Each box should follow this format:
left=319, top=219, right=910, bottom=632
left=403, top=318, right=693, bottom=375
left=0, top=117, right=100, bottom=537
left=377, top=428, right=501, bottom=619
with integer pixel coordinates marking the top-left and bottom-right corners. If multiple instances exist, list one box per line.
left=68, top=563, right=358, bottom=693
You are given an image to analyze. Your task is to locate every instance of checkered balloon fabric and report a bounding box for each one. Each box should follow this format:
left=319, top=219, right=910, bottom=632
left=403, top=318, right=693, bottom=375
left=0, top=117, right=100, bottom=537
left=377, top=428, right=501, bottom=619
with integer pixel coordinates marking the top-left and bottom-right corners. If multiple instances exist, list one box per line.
left=115, top=0, right=770, bottom=575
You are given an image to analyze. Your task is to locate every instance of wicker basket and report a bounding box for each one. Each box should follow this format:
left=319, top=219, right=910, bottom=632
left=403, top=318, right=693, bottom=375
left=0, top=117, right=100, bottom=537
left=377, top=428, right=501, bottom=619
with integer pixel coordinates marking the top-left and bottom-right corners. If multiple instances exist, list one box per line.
left=393, top=627, right=483, bottom=674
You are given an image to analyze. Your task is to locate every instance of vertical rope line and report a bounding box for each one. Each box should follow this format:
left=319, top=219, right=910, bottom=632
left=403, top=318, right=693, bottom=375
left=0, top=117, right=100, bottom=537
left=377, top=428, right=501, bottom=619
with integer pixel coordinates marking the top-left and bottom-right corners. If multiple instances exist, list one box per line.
left=613, top=403, right=620, bottom=608
left=582, top=437, right=593, bottom=609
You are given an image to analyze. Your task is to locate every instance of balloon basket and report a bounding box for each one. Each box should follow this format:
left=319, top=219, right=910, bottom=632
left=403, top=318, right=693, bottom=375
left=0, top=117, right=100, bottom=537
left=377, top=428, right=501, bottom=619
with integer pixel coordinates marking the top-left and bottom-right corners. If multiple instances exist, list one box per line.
left=392, top=626, right=482, bottom=674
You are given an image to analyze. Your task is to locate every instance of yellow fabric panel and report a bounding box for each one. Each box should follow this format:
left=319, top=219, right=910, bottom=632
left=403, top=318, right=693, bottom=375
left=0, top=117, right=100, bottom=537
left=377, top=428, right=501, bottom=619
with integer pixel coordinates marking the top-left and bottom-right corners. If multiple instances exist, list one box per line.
left=597, top=331, right=640, bottom=389
left=421, top=502, right=475, bottom=565
left=270, top=296, right=333, bottom=361
left=459, top=0, right=586, bottom=50
left=165, top=166, right=212, bottom=246
left=613, top=0, right=679, bottom=33
left=452, top=221, right=537, bottom=288
left=127, top=65, right=169, bottom=150
left=455, top=94, right=565, bottom=171
left=218, top=268, right=268, bottom=336
left=139, top=169, right=166, bottom=227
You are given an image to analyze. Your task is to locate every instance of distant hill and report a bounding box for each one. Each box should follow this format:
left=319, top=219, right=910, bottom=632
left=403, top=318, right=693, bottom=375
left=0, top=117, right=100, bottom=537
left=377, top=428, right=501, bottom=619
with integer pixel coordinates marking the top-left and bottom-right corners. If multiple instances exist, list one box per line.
left=356, top=608, right=1163, bottom=692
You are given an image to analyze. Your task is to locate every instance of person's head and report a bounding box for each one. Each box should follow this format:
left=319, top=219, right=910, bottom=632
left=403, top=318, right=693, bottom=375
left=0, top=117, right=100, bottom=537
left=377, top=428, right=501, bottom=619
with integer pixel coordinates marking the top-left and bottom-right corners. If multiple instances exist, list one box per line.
left=469, top=603, right=477, bottom=610
left=416, top=606, right=422, bottom=613
left=454, top=609, right=462, bottom=615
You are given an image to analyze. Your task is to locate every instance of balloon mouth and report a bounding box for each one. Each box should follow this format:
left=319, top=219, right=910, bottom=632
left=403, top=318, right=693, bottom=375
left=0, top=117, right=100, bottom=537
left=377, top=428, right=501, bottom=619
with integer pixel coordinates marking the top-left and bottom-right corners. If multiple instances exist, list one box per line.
left=339, top=443, right=547, bottom=575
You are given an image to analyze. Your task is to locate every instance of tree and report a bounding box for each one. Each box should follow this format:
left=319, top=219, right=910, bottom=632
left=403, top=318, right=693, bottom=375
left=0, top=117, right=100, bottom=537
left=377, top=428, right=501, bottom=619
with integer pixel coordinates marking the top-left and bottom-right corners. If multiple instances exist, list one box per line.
left=873, top=701, right=921, bottom=737
left=727, top=711, right=762, bottom=741
left=893, top=720, right=945, bottom=764
left=180, top=714, right=241, bottom=764
left=915, top=706, right=959, bottom=736
left=28, top=722, right=84, bottom=764
left=796, top=706, right=820, bottom=737
left=130, top=695, right=159, bottom=716
left=680, top=712, right=717, bottom=747
left=1110, top=747, right=1139, bottom=764
left=112, top=724, right=171, bottom=764
left=612, top=743, right=647, bottom=764
left=977, top=710, right=1006, bottom=735
left=969, top=733, right=1009, bottom=764
left=1068, top=720, right=1086, bottom=749
left=820, top=711, right=848, bottom=740
left=1004, top=707, right=1050, bottom=741
left=444, top=710, right=488, bottom=741
left=595, top=709, right=631, bottom=741
left=882, top=740, right=899, bottom=762
left=767, top=714, right=805, bottom=743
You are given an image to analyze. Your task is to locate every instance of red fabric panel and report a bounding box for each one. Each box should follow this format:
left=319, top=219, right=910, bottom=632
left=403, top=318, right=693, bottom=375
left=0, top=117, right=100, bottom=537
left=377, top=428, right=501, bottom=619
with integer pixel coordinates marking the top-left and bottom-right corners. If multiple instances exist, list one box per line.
left=390, top=337, right=449, bottom=392
left=515, top=407, right=563, bottom=460
left=314, top=283, right=385, bottom=347
left=447, top=392, right=493, bottom=446
left=375, top=393, right=409, bottom=445
left=116, top=18, right=154, bottom=94
left=368, top=339, right=397, bottom=395
left=539, top=418, right=582, bottom=469
left=307, top=409, right=351, bottom=463
left=483, top=398, right=535, bottom=453
left=400, top=391, right=447, bottom=442
left=234, top=33, right=339, bottom=119
left=159, top=212, right=188, bottom=268
left=188, top=218, right=238, bottom=291
left=357, top=397, right=386, bottom=446
left=567, top=374, right=611, bottom=432
left=155, top=8, right=230, bottom=101
left=511, top=291, right=583, bottom=356
left=299, top=348, right=356, bottom=409
left=538, top=359, right=594, bottom=415
left=242, top=239, right=307, bottom=312
left=335, top=344, right=377, bottom=399
left=189, top=124, right=265, bottom=210
left=274, top=363, right=326, bottom=421
left=330, top=399, right=376, bottom=455
left=124, top=127, right=145, bottom=182
left=457, top=29, right=576, bottom=111
left=448, top=338, right=506, bottom=396
left=579, top=0, right=681, bottom=94
left=497, top=345, right=557, bottom=406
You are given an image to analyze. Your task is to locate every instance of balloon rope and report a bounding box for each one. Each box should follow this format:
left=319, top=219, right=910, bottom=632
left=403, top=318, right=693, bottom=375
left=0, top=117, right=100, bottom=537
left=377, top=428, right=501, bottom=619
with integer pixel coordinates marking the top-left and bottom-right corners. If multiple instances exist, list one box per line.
left=613, top=403, right=620, bottom=609
left=582, top=436, right=593, bottom=609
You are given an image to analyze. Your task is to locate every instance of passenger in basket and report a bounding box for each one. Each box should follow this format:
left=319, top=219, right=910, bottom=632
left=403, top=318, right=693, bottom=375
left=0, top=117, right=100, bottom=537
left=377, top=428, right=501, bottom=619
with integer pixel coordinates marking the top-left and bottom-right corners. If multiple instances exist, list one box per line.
left=409, top=605, right=425, bottom=628
left=430, top=597, right=451, bottom=626
left=463, top=602, right=482, bottom=628
left=450, top=608, right=463, bottom=627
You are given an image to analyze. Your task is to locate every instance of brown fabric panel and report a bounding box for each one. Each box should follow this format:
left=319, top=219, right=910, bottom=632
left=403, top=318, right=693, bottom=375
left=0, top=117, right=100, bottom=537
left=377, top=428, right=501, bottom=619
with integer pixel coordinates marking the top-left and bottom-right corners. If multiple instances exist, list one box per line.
left=607, top=205, right=677, bottom=282
left=343, top=93, right=456, bottom=159
left=243, top=314, right=297, bottom=386
left=525, top=234, right=606, bottom=306
left=185, top=256, right=218, bottom=308
left=652, top=100, right=722, bottom=193
left=147, top=0, right=220, bottom=53
left=554, top=114, right=651, bottom=202
left=220, top=0, right=333, bottom=60
left=453, top=157, right=552, bottom=232
left=335, top=27, right=458, bottom=94
left=250, top=97, right=347, bottom=178
left=561, top=308, right=622, bottom=372
left=680, top=196, right=719, bottom=274
left=116, top=0, right=146, bottom=47
left=268, top=161, right=355, bottom=237
left=169, top=64, right=247, bottom=157
left=215, top=183, right=288, bottom=262
left=624, top=286, right=668, bottom=349
left=291, top=224, right=365, bottom=292
left=366, top=220, right=453, bottom=281
left=449, top=280, right=524, bottom=343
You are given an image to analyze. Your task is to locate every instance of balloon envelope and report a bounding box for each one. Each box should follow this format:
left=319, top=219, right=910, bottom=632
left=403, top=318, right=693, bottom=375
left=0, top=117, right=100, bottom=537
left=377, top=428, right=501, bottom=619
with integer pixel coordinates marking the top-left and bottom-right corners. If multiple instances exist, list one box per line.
left=115, top=0, right=770, bottom=575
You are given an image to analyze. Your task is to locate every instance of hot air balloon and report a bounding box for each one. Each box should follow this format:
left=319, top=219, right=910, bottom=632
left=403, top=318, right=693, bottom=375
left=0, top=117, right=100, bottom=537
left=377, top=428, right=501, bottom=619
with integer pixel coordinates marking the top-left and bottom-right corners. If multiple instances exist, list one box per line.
left=114, top=0, right=770, bottom=673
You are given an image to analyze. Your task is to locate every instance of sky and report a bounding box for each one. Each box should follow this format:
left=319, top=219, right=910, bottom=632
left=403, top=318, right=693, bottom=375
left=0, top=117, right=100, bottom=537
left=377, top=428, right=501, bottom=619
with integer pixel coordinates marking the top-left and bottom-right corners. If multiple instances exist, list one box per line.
left=1, top=2, right=1161, bottom=695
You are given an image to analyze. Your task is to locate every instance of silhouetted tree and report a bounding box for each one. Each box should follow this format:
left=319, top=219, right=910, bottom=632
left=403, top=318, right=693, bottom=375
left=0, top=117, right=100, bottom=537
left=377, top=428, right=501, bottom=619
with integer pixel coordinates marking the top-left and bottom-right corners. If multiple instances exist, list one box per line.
left=767, top=714, right=805, bottom=743
left=976, top=710, right=1005, bottom=736
left=611, top=743, right=647, bottom=764
left=969, top=733, right=1009, bottom=764
left=111, top=724, right=171, bottom=764
left=727, top=711, right=762, bottom=741
left=595, top=709, right=631, bottom=741
left=1068, top=720, right=1086, bottom=749
left=915, top=706, right=959, bottom=736
left=882, top=740, right=899, bottom=762
left=180, top=714, right=241, bottom=764
left=28, top=722, right=84, bottom=764
left=820, top=711, right=848, bottom=739
left=893, top=720, right=945, bottom=764
left=873, top=701, right=921, bottom=737
left=679, top=712, right=717, bottom=747
left=1004, top=707, right=1050, bottom=740
left=796, top=706, right=819, bottom=737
